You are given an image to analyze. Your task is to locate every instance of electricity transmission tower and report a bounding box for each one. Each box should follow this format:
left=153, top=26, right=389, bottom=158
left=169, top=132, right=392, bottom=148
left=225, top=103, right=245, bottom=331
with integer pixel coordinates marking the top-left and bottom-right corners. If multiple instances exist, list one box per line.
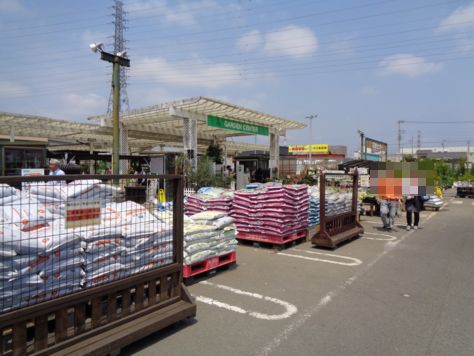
left=107, top=0, right=129, bottom=114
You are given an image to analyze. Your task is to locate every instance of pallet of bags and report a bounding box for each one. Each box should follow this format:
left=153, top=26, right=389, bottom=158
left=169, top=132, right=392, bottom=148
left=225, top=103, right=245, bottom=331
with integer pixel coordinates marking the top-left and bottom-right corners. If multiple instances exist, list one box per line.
left=232, top=184, right=309, bottom=238
left=183, top=211, right=237, bottom=277
left=0, top=221, right=84, bottom=313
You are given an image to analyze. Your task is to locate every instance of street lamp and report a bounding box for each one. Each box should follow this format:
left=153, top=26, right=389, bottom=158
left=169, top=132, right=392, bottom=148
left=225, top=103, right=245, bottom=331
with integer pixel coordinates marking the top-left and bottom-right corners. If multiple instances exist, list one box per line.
left=306, top=114, right=318, bottom=164
left=90, top=42, right=130, bottom=176
left=357, top=129, right=365, bottom=160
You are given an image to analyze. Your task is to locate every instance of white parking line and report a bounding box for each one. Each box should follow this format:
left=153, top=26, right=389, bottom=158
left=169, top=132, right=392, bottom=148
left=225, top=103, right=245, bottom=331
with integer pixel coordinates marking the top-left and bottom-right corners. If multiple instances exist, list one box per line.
left=362, top=232, right=397, bottom=241
left=452, top=200, right=463, bottom=204
left=278, top=249, right=362, bottom=266
left=361, top=220, right=381, bottom=224
left=195, top=281, right=298, bottom=321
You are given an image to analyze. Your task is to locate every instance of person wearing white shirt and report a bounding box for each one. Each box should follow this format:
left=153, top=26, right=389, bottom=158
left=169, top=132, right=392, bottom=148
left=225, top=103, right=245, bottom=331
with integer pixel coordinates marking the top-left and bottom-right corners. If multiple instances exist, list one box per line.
left=48, top=158, right=65, bottom=185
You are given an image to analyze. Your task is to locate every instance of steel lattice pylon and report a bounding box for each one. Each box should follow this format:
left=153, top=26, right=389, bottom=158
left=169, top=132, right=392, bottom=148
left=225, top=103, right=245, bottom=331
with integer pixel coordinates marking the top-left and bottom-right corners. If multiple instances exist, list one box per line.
left=107, top=0, right=129, bottom=114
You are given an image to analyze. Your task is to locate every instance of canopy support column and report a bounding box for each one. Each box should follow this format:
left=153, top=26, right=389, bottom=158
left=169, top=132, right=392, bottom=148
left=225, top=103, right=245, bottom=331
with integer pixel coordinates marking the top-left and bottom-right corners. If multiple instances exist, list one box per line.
left=89, top=143, right=95, bottom=174
left=269, top=132, right=279, bottom=179
left=183, top=117, right=198, bottom=170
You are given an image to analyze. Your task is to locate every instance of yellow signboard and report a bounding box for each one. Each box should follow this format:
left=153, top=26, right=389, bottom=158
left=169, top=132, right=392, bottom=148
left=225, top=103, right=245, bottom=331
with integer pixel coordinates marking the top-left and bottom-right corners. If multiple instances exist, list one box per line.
left=289, top=144, right=329, bottom=154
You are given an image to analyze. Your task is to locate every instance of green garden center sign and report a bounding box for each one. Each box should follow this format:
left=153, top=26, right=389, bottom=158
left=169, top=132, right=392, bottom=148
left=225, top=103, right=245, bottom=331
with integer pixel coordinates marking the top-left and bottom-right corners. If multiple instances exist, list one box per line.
left=207, top=115, right=269, bottom=136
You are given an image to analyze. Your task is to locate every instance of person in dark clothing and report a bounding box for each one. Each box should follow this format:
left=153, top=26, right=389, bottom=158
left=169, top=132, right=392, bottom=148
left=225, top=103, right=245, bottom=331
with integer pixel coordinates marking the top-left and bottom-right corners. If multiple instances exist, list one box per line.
left=405, top=195, right=423, bottom=230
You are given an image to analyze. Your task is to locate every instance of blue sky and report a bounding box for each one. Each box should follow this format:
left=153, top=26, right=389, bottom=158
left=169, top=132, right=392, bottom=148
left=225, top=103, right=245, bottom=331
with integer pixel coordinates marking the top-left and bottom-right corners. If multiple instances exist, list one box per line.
left=1, top=0, right=474, bottom=154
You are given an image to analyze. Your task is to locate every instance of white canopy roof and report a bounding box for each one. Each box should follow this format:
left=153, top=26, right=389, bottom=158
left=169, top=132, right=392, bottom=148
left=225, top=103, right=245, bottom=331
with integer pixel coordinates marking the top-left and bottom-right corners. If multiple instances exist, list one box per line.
left=90, top=96, right=305, bottom=139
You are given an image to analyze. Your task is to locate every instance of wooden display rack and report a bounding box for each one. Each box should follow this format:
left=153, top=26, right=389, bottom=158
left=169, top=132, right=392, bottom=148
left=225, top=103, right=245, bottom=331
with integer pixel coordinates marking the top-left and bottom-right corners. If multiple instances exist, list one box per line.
left=0, top=174, right=196, bottom=356
left=312, top=171, right=364, bottom=249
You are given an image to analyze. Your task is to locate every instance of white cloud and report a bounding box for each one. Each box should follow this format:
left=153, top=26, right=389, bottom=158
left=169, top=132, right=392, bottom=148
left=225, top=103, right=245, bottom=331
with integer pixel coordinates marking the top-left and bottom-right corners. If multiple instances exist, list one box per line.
left=236, top=26, right=318, bottom=59
left=59, top=93, right=107, bottom=117
left=437, top=4, right=474, bottom=33
left=379, top=54, right=443, bottom=77
left=237, top=30, right=264, bottom=52
left=0, top=0, right=26, bottom=13
left=132, top=57, right=246, bottom=88
left=264, top=26, right=318, bottom=59
left=0, top=81, right=30, bottom=98
left=454, top=33, right=474, bottom=51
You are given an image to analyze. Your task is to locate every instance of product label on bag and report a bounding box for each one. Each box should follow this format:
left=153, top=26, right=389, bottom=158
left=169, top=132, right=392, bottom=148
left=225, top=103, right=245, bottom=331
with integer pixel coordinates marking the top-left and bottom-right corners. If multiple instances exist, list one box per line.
left=65, top=199, right=101, bottom=228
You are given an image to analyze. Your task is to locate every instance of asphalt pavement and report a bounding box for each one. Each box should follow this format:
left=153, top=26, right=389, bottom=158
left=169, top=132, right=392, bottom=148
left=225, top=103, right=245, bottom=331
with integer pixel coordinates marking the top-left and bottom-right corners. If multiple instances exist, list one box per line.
left=124, top=192, right=474, bottom=356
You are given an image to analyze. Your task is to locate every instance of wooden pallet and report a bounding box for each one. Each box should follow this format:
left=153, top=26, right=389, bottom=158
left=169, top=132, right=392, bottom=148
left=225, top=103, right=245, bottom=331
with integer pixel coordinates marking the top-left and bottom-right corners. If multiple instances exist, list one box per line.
left=183, top=251, right=237, bottom=279
left=237, top=228, right=307, bottom=249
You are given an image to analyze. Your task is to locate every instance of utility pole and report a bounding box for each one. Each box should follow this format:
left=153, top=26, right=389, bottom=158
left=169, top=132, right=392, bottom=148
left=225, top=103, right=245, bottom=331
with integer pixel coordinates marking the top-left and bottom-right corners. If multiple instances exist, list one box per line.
left=305, top=114, right=318, bottom=164
left=411, top=136, right=414, bottom=156
left=417, top=130, right=421, bottom=150
left=397, top=120, right=405, bottom=161
left=442, top=140, right=446, bottom=152
left=357, top=130, right=365, bottom=160
left=90, top=43, right=130, bottom=176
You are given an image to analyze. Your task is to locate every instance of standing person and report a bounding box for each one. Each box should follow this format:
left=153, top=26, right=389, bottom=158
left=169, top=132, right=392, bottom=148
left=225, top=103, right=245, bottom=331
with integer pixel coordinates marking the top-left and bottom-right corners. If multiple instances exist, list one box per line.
left=405, top=195, right=423, bottom=230
left=48, top=159, right=65, bottom=176
left=48, top=158, right=65, bottom=185
left=379, top=195, right=400, bottom=231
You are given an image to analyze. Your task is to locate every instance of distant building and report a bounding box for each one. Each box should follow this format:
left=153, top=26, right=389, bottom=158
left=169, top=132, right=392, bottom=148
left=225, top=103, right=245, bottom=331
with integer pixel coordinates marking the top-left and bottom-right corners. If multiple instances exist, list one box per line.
left=400, top=146, right=473, bottom=162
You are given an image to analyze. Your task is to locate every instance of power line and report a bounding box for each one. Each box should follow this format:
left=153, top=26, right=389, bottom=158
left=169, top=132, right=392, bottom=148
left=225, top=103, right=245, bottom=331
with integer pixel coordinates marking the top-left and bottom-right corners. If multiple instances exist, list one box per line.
left=0, top=0, right=321, bottom=38
left=2, top=15, right=473, bottom=76
left=2, top=2, right=472, bottom=63
left=1, top=31, right=466, bottom=81
left=0, top=0, right=455, bottom=42
left=2, top=51, right=474, bottom=98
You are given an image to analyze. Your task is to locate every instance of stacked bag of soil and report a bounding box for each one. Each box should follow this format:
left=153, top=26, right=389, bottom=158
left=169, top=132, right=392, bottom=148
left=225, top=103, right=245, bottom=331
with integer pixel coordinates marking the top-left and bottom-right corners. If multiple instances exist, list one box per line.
left=232, top=184, right=309, bottom=237
left=75, top=201, right=173, bottom=287
left=325, top=191, right=353, bottom=216
left=185, top=187, right=234, bottom=216
left=1, top=184, right=84, bottom=312
left=0, top=181, right=173, bottom=312
left=308, top=187, right=321, bottom=227
left=183, top=211, right=237, bottom=265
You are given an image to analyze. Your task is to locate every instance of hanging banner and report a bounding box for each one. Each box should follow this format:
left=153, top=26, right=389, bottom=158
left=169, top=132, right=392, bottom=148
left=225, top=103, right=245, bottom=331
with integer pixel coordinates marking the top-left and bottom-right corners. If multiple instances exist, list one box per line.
left=289, top=144, right=329, bottom=154
left=207, top=115, right=269, bottom=136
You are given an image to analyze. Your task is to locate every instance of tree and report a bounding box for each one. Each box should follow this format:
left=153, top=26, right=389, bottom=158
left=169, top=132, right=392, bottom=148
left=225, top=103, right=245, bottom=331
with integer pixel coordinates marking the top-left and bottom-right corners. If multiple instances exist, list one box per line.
left=206, top=143, right=224, bottom=164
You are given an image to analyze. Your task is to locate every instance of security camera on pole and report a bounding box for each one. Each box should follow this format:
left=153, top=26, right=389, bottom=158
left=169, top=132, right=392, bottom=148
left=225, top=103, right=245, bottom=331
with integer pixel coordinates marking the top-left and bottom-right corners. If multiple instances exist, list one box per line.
left=90, top=42, right=130, bottom=177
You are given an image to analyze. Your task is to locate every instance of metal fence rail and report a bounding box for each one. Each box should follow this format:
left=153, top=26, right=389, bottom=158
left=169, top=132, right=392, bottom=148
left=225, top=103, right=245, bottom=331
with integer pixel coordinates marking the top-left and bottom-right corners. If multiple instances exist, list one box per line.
left=0, top=174, right=195, bottom=355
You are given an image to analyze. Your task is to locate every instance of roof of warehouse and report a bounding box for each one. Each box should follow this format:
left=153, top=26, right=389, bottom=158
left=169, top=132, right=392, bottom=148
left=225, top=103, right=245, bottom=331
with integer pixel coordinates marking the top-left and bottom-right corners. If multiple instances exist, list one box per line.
left=89, top=96, right=305, bottom=138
